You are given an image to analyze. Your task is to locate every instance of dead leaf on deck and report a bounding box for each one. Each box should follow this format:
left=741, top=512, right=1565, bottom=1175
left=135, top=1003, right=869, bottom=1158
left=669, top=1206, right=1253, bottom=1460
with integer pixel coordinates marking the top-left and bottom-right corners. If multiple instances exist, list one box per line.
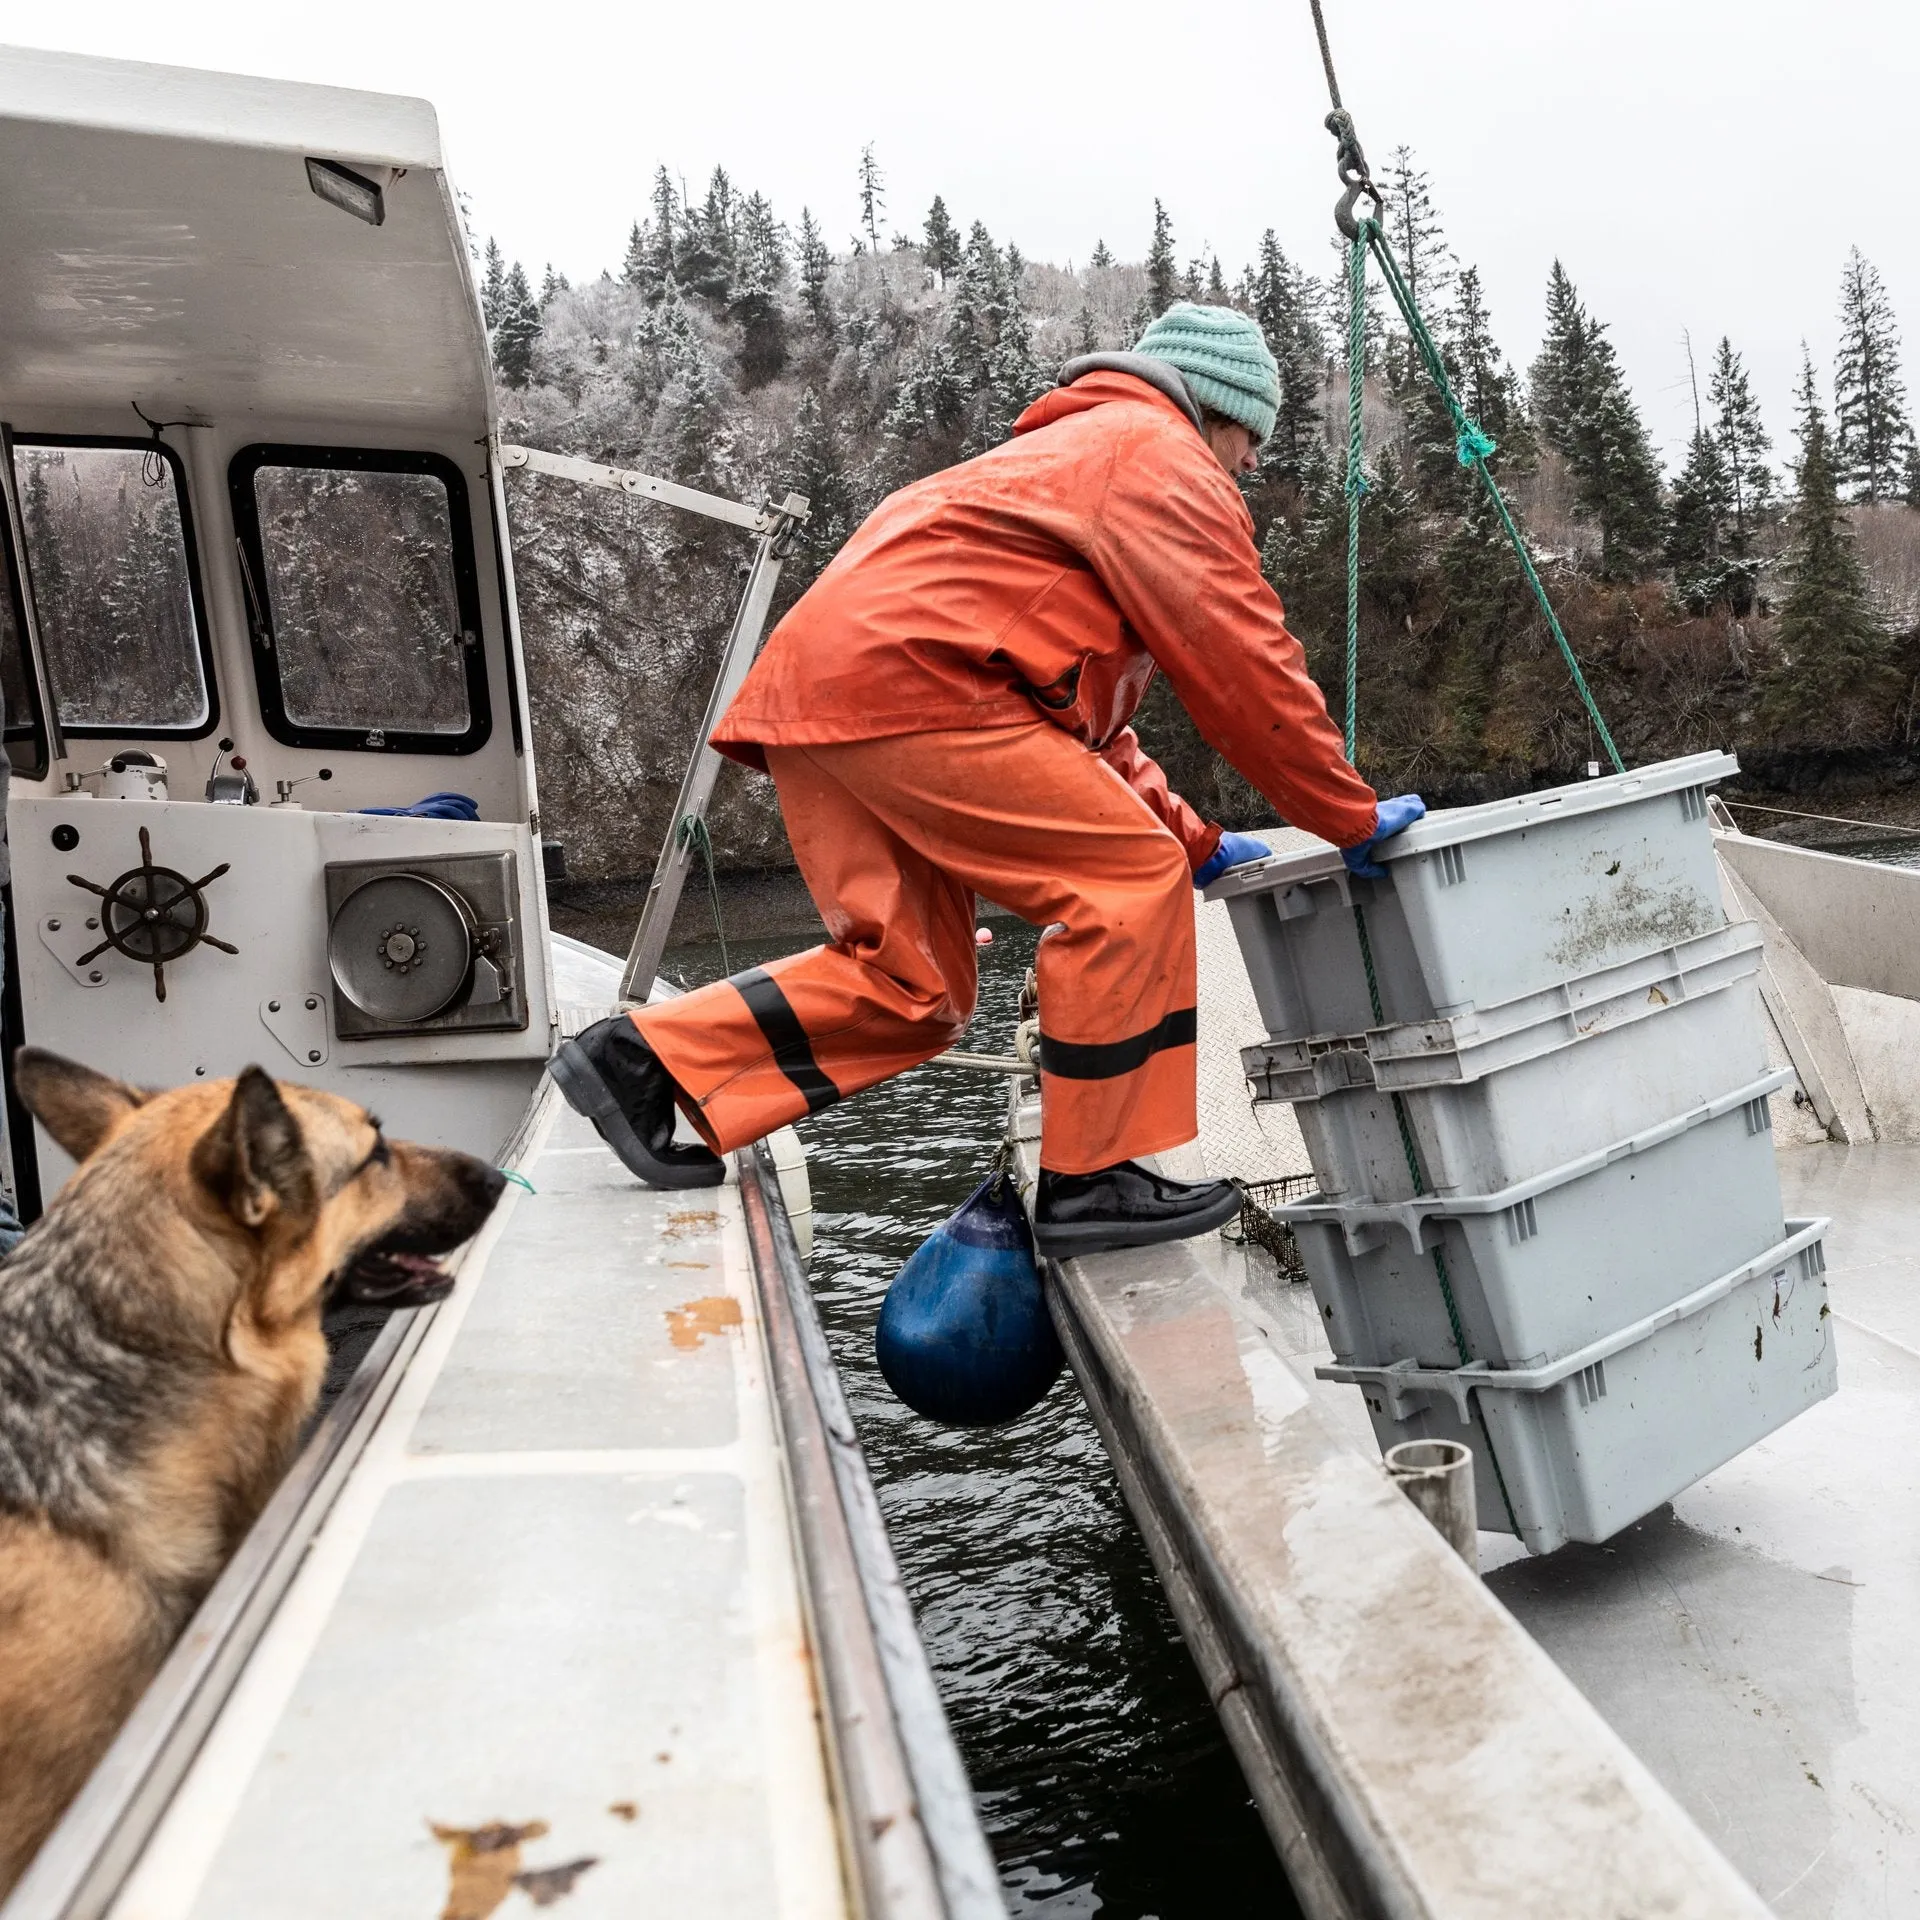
left=430, top=1819, right=549, bottom=1920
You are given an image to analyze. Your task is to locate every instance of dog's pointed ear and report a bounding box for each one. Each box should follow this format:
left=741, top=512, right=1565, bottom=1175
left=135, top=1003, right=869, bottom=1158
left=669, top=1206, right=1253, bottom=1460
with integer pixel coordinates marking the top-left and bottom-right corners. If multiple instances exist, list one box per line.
left=13, top=1048, right=149, bottom=1162
left=190, top=1067, right=317, bottom=1233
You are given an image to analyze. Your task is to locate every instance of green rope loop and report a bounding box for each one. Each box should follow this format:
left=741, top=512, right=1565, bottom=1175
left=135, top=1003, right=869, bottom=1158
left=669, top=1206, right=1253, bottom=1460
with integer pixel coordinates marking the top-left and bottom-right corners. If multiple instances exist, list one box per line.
left=1343, top=229, right=1368, bottom=762
left=677, top=812, right=731, bottom=976
left=1455, top=424, right=1497, bottom=467
left=1343, top=217, right=1625, bottom=775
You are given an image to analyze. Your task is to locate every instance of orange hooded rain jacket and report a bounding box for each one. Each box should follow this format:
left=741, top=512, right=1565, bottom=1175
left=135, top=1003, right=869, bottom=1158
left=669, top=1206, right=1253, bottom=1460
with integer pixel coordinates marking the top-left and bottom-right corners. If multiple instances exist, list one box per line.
left=712, top=366, right=1380, bottom=861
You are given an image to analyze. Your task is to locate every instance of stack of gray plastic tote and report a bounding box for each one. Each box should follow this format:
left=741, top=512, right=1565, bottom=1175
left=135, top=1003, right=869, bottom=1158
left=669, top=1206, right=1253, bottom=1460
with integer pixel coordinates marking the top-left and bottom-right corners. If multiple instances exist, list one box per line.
left=1206, top=752, right=1835, bottom=1556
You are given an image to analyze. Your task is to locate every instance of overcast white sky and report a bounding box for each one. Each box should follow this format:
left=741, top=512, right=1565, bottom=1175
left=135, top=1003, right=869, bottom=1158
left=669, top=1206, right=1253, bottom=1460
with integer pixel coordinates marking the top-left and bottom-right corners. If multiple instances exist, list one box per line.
left=13, top=1, right=1913, bottom=469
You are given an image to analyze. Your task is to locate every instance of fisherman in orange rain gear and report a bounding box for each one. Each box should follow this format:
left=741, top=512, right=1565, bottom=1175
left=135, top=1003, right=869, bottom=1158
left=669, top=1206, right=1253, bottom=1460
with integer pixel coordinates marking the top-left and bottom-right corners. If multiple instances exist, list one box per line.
left=548, top=302, right=1426, bottom=1256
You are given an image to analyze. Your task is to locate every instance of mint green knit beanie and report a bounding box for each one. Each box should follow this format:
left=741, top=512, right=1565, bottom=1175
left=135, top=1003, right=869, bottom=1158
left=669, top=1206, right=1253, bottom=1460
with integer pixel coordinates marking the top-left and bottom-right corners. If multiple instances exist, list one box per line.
left=1133, top=301, right=1280, bottom=442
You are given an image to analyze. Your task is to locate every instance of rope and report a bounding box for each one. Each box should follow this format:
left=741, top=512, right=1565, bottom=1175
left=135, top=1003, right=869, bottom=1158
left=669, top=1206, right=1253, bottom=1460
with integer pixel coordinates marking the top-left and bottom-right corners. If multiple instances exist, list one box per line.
left=1343, top=231, right=1368, bottom=760
left=676, top=812, right=731, bottom=975
left=1720, top=799, right=1920, bottom=837
left=1307, top=0, right=1345, bottom=109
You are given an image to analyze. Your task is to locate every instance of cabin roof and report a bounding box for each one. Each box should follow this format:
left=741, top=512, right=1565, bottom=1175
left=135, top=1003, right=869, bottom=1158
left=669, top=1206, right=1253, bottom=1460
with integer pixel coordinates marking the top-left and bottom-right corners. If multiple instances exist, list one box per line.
left=0, top=44, right=492, bottom=431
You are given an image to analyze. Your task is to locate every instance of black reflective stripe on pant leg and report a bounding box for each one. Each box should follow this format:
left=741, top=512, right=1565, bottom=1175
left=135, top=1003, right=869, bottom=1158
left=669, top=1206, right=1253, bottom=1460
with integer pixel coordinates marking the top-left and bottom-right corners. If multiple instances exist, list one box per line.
left=730, top=967, right=842, bottom=1114
left=1039, top=1007, right=1198, bottom=1081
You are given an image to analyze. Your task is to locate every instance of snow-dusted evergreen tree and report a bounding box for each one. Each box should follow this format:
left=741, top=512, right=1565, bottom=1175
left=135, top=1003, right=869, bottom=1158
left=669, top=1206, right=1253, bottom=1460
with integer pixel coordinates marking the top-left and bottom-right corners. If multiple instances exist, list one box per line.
left=1708, top=337, right=1773, bottom=557
left=858, top=145, right=885, bottom=256
left=978, top=244, right=1043, bottom=448
left=1406, top=263, right=1528, bottom=506
left=1074, top=296, right=1099, bottom=355
left=493, top=263, right=542, bottom=388
left=1205, top=256, right=1229, bottom=303
left=1761, top=349, right=1893, bottom=738
left=1833, top=246, right=1914, bottom=503
left=1449, top=268, right=1525, bottom=459
left=1530, top=262, right=1663, bottom=577
left=1145, top=201, right=1179, bottom=316
left=1247, top=231, right=1322, bottom=482
left=1088, top=238, right=1114, bottom=270
left=731, top=191, right=787, bottom=386
left=1381, top=146, right=1456, bottom=341
left=539, top=264, right=569, bottom=307
left=782, top=386, right=856, bottom=585
left=923, top=196, right=960, bottom=286
left=620, top=170, right=679, bottom=302
left=1529, top=260, right=1583, bottom=449
left=673, top=167, right=736, bottom=302
left=797, top=208, right=834, bottom=334
left=1665, top=428, right=1733, bottom=609
left=480, top=240, right=507, bottom=329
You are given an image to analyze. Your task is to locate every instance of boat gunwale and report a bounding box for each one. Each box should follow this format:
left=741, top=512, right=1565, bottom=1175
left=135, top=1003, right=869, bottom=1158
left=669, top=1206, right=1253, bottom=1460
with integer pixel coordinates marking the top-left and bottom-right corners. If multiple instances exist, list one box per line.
left=738, top=1138, right=1006, bottom=1920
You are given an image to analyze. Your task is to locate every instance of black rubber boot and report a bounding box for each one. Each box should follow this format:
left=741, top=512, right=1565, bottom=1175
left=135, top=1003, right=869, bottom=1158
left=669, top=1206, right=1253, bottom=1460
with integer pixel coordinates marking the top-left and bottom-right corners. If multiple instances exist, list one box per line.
left=547, top=1016, right=726, bottom=1189
left=1032, top=1160, right=1241, bottom=1259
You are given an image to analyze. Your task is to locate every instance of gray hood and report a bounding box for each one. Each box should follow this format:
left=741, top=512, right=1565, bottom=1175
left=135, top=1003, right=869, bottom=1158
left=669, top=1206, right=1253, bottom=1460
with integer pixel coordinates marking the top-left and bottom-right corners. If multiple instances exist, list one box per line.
left=1056, top=352, right=1204, bottom=434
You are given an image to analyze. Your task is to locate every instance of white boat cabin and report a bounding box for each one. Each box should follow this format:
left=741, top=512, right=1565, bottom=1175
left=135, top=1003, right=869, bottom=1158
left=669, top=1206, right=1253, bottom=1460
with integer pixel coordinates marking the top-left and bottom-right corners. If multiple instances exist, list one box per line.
left=0, top=43, right=552, bottom=1204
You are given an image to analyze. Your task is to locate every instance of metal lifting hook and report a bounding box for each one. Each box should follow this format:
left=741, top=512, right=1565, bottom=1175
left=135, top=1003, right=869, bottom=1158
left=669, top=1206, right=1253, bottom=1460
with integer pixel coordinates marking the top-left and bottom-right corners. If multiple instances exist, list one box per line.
left=1326, top=107, right=1382, bottom=240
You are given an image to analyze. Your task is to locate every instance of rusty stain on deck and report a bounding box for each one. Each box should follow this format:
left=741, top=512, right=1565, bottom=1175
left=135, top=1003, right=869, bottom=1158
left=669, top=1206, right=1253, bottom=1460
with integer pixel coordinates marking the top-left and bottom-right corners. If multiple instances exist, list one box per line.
left=661, top=1208, right=722, bottom=1241
left=666, top=1295, right=743, bottom=1348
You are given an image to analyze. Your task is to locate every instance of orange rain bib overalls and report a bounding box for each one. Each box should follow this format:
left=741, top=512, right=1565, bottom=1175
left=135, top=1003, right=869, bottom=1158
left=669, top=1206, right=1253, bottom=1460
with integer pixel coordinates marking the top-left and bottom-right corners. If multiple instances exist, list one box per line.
left=633, top=367, right=1380, bottom=1174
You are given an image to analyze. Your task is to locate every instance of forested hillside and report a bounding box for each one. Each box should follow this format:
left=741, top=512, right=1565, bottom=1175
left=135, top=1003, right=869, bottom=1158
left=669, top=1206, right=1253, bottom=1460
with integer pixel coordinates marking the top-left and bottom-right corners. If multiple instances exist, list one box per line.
left=491, top=154, right=1920, bottom=878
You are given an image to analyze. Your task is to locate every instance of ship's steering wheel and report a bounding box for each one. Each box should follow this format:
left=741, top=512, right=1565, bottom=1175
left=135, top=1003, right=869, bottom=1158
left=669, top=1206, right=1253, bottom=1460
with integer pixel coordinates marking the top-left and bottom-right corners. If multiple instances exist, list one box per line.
left=67, top=825, right=238, bottom=1002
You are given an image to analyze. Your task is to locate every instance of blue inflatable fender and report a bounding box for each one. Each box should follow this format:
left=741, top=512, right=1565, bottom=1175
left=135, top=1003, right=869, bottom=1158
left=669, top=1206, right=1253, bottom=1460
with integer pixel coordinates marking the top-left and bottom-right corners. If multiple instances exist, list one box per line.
left=875, top=1171, right=1063, bottom=1426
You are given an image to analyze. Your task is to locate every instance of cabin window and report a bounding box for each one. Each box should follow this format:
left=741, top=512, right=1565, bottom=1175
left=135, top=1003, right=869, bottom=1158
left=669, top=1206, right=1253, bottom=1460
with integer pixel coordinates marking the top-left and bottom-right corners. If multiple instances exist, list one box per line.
left=9, top=439, right=216, bottom=737
left=0, top=505, right=47, bottom=778
left=231, top=446, right=490, bottom=755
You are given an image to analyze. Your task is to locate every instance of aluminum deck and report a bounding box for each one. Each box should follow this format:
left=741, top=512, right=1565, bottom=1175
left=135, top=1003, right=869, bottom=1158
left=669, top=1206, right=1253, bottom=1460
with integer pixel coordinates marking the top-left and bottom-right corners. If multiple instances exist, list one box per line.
left=1488, top=1142, right=1919, bottom=1917
left=107, top=1080, right=843, bottom=1918
left=6, top=938, right=1001, bottom=1920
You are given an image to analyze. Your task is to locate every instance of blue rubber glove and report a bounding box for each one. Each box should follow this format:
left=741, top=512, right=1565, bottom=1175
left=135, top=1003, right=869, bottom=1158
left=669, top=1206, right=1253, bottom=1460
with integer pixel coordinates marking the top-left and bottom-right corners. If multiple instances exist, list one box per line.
left=1341, top=795, right=1427, bottom=880
left=360, top=791, right=481, bottom=821
left=1193, top=831, right=1271, bottom=889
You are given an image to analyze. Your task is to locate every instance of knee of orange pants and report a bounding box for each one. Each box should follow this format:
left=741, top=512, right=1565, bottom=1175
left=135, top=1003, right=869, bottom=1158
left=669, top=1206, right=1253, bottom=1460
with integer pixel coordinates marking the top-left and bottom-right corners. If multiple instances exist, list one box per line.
left=1034, top=827, right=1198, bottom=1175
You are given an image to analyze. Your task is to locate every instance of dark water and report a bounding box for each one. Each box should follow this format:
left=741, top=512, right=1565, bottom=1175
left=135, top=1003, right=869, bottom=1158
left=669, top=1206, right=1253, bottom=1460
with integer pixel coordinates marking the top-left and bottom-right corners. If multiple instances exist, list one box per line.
left=652, top=922, right=1297, bottom=1920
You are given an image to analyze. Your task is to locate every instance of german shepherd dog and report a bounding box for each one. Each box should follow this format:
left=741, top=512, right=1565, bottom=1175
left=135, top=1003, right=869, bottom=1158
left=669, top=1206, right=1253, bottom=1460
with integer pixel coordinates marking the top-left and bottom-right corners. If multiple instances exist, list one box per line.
left=0, top=1051, right=505, bottom=1896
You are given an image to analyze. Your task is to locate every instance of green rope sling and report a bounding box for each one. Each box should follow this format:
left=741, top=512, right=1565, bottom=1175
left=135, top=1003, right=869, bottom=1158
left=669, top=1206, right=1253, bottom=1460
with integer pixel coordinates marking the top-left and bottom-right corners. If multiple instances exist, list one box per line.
left=1353, top=224, right=1624, bottom=775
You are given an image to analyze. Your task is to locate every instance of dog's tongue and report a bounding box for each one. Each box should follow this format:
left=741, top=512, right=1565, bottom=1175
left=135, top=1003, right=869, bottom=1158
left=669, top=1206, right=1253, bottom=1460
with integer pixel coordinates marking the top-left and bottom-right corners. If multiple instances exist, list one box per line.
left=339, top=1248, right=454, bottom=1308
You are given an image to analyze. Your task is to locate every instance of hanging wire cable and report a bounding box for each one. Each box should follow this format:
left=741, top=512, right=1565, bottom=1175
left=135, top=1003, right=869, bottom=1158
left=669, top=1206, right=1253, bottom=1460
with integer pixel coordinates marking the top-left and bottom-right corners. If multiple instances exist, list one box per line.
left=129, top=401, right=193, bottom=487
